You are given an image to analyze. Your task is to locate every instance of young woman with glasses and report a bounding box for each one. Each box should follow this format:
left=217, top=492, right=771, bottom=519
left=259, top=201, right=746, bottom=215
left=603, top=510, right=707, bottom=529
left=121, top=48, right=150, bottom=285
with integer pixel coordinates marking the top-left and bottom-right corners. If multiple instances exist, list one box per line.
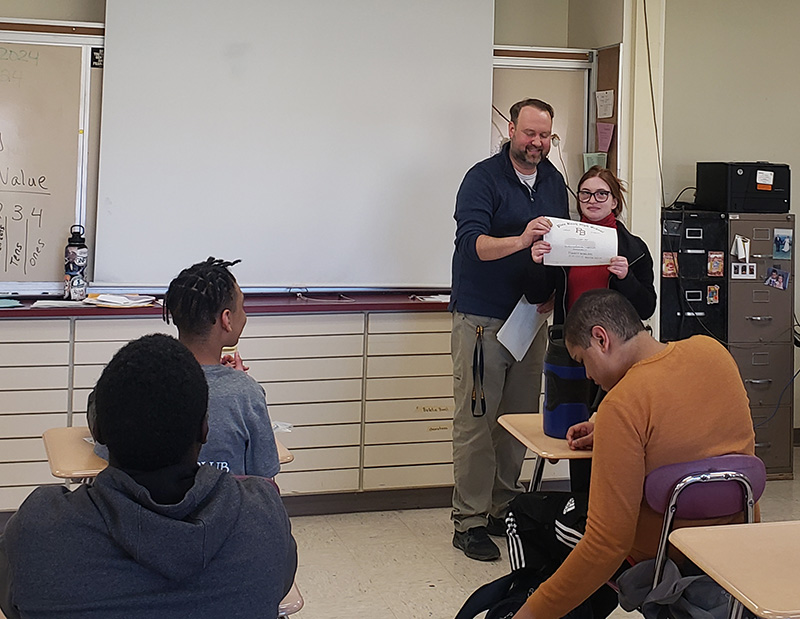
left=531, top=166, right=656, bottom=325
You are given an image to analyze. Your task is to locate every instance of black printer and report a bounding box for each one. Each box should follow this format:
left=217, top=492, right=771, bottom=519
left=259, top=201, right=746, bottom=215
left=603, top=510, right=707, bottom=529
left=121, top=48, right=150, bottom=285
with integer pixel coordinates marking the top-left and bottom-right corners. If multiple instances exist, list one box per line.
left=695, top=161, right=790, bottom=213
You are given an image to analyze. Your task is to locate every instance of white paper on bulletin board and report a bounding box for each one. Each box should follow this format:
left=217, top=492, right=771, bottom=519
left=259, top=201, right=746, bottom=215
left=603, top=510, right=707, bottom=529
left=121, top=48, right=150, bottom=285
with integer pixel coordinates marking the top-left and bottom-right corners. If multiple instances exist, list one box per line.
left=596, top=90, right=614, bottom=119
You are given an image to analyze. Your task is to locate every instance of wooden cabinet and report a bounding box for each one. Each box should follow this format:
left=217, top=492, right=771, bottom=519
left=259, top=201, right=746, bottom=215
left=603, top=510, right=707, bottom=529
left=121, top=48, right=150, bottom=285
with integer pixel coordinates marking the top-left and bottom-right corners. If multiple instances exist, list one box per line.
left=0, top=319, right=70, bottom=510
left=0, top=303, right=565, bottom=510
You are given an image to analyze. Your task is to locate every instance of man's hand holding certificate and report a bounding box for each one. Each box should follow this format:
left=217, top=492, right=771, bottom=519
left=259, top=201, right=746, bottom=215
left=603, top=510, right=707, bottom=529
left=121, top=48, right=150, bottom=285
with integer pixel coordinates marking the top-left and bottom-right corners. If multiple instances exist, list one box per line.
left=533, top=217, right=618, bottom=266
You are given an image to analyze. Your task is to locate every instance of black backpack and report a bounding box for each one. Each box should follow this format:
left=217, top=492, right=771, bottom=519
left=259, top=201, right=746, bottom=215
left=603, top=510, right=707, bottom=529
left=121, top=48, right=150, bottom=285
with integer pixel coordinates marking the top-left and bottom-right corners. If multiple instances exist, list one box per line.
left=454, top=491, right=613, bottom=619
left=454, top=568, right=546, bottom=619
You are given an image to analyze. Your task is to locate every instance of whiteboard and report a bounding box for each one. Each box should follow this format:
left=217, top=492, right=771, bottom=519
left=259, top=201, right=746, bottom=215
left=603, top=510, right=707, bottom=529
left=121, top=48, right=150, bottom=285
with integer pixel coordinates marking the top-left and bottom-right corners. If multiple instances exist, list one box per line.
left=95, top=0, right=494, bottom=290
left=0, top=42, right=80, bottom=291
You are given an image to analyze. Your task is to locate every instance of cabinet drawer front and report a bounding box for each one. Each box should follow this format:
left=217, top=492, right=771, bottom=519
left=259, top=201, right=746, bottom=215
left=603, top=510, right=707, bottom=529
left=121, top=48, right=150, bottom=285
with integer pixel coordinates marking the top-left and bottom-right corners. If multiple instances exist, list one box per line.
left=364, top=441, right=452, bottom=467
left=280, top=446, right=360, bottom=472
left=0, top=320, right=69, bottom=343
left=363, top=463, right=454, bottom=490
left=0, top=390, right=68, bottom=415
left=75, top=318, right=176, bottom=341
left=729, top=345, right=793, bottom=406
left=72, top=389, right=92, bottom=413
left=73, top=365, right=103, bottom=389
left=366, top=354, right=452, bottom=378
left=249, top=357, right=362, bottom=382
left=269, top=401, right=361, bottom=426
left=0, top=485, right=55, bottom=511
left=0, top=438, right=47, bottom=462
left=278, top=424, right=361, bottom=449
left=368, top=312, right=452, bottom=334
left=0, top=367, right=68, bottom=390
left=728, top=283, right=792, bottom=342
left=278, top=469, right=359, bottom=495
left=243, top=314, right=364, bottom=337
left=265, top=379, right=362, bottom=405
left=752, top=406, right=792, bottom=473
left=0, top=343, right=70, bottom=367
left=365, top=420, right=453, bottom=445
left=74, top=341, right=128, bottom=365
left=367, top=332, right=451, bottom=355
left=0, top=461, right=55, bottom=486
left=240, top=334, right=364, bottom=360
left=0, top=414, right=68, bottom=438
left=366, top=376, right=453, bottom=400
left=729, top=216, right=795, bottom=263
left=366, top=398, right=455, bottom=422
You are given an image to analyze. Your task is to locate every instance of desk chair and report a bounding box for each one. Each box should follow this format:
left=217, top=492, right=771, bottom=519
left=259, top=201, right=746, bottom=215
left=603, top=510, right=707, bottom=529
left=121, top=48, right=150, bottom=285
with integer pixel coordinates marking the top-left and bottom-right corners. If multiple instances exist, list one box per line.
left=644, top=454, right=766, bottom=618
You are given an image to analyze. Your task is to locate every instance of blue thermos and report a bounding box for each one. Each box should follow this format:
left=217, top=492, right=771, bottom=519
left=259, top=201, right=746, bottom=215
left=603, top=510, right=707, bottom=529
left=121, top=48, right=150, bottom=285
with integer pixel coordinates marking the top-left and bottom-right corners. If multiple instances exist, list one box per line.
left=542, top=325, right=593, bottom=439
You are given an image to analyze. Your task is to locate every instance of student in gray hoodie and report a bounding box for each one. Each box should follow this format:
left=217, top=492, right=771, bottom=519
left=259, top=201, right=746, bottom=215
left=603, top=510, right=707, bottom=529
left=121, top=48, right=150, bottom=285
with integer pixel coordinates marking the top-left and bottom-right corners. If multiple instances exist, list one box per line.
left=0, top=333, right=297, bottom=619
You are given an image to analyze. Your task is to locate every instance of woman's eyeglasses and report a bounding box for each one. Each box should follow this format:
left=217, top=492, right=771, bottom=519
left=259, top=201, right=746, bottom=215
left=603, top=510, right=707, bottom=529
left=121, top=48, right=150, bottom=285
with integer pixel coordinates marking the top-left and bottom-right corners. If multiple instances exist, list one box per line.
left=577, top=189, right=610, bottom=203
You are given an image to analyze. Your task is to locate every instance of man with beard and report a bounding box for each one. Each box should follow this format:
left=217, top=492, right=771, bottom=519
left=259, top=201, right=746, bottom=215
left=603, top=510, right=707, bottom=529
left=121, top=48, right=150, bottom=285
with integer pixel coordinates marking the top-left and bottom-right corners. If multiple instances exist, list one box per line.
left=449, top=98, right=569, bottom=561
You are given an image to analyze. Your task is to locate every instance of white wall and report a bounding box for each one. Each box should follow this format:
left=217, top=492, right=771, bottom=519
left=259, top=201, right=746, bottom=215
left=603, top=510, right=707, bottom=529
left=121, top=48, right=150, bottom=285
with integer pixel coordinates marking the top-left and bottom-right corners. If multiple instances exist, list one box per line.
left=495, top=0, right=569, bottom=47
left=567, top=0, right=623, bottom=49
left=662, top=0, right=800, bottom=427
left=0, top=0, right=104, bottom=22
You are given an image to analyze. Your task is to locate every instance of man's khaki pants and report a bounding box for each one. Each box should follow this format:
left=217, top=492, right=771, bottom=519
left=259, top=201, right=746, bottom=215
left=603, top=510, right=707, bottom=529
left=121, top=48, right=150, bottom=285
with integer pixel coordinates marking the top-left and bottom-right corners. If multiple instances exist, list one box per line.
left=451, top=311, right=547, bottom=532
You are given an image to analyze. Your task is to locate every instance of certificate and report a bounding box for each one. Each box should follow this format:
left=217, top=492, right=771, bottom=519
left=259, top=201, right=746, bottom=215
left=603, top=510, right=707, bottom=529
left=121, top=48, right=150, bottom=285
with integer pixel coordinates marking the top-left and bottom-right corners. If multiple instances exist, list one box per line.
left=543, top=217, right=618, bottom=266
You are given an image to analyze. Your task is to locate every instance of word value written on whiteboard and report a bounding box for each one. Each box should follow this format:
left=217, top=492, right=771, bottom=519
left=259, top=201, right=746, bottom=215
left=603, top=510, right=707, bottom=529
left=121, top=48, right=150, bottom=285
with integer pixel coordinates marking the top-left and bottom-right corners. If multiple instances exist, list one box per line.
left=0, top=166, right=49, bottom=276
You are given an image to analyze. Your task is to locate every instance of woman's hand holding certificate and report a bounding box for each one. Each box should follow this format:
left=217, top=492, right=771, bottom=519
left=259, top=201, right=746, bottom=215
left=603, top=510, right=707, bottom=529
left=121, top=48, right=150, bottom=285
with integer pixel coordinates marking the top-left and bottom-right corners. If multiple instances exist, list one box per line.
left=532, top=217, right=618, bottom=266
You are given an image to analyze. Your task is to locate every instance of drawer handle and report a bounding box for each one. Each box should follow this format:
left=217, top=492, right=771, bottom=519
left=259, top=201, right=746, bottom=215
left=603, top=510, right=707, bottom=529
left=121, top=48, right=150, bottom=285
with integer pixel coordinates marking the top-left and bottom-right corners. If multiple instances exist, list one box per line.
left=680, top=249, right=705, bottom=254
left=751, top=253, right=771, bottom=258
left=745, top=378, right=773, bottom=385
left=755, top=441, right=772, bottom=449
left=746, top=316, right=773, bottom=322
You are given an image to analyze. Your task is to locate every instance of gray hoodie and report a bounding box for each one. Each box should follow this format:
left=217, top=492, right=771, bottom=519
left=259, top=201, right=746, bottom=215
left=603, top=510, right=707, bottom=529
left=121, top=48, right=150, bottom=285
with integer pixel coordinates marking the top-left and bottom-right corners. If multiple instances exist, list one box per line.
left=0, top=466, right=296, bottom=619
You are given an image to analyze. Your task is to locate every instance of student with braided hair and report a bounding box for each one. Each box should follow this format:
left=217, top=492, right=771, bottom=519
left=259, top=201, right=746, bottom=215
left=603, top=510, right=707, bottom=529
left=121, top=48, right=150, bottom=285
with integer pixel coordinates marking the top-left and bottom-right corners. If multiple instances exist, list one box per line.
left=162, top=257, right=281, bottom=478
left=92, top=257, right=280, bottom=479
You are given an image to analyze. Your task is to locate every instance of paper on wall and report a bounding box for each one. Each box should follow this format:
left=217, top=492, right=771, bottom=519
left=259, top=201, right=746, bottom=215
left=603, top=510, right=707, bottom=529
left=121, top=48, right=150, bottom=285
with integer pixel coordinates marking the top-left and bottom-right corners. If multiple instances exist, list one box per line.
left=543, top=217, right=618, bottom=266
left=595, top=90, right=614, bottom=119
left=497, top=295, right=548, bottom=362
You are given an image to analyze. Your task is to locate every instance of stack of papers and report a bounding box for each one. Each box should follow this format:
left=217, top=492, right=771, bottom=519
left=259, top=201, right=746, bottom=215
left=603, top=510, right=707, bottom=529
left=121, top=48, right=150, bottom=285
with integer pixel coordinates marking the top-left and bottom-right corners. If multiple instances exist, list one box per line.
left=83, top=294, right=157, bottom=308
left=31, top=300, right=85, bottom=308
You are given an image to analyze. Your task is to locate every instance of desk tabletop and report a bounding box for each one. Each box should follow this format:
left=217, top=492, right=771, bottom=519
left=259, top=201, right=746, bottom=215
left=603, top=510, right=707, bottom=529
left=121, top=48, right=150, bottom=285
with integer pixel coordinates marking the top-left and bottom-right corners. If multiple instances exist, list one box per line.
left=498, top=414, right=592, bottom=460
left=276, top=439, right=293, bottom=464
left=42, top=426, right=107, bottom=479
left=670, top=520, right=800, bottom=619
left=43, top=427, right=294, bottom=479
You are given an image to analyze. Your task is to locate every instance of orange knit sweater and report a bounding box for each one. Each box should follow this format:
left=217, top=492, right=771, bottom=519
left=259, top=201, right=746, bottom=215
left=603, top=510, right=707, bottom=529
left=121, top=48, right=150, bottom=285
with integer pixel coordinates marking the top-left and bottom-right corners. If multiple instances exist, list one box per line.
left=523, top=335, right=756, bottom=619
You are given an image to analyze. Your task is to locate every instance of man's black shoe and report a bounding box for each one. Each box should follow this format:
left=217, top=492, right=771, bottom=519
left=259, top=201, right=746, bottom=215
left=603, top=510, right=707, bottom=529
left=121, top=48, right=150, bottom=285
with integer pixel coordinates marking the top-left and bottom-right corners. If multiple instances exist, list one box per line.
left=453, top=526, right=501, bottom=561
left=486, top=515, right=508, bottom=537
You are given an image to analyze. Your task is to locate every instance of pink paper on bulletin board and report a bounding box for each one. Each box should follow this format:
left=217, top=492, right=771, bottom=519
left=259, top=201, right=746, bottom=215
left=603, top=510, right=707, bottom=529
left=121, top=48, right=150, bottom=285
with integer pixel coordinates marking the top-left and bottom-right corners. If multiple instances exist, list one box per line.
left=597, top=122, right=615, bottom=153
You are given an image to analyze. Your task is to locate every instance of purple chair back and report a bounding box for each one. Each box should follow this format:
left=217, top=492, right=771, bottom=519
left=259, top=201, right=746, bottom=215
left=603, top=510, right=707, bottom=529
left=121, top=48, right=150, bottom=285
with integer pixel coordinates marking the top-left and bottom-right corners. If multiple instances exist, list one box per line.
left=644, top=454, right=766, bottom=519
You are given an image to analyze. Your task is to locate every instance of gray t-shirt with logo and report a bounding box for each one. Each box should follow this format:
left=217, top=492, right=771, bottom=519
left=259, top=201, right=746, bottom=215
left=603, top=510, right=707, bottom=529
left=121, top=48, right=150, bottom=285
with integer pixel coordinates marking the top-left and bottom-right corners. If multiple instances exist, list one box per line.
left=198, top=364, right=280, bottom=478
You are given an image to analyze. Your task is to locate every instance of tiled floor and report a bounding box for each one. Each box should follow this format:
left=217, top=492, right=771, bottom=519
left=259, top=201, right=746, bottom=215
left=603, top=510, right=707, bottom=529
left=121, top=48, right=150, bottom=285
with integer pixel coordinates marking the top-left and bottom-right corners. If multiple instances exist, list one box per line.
left=288, top=450, right=800, bottom=619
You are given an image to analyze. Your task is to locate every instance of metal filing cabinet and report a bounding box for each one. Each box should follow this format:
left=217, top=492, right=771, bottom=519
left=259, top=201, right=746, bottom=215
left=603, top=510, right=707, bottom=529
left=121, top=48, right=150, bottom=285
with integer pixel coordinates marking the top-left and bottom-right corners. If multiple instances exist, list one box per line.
left=728, top=213, right=794, bottom=476
left=661, top=211, right=795, bottom=477
left=661, top=210, right=728, bottom=342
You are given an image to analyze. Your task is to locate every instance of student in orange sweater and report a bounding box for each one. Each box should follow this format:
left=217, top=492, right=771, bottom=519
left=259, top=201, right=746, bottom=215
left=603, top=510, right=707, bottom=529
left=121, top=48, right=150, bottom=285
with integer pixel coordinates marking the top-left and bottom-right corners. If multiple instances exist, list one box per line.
left=512, top=289, right=756, bottom=619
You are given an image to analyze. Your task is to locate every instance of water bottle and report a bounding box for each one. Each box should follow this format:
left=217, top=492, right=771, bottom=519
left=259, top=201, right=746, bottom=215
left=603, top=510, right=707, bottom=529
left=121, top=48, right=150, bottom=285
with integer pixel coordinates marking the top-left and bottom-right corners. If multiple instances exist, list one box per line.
left=542, top=325, right=593, bottom=439
left=64, top=224, right=88, bottom=300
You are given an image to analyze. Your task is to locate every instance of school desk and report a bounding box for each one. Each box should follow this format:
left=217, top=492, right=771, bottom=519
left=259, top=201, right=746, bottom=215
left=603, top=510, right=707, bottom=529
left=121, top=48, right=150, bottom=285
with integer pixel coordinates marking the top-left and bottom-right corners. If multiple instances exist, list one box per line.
left=498, top=413, right=592, bottom=491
